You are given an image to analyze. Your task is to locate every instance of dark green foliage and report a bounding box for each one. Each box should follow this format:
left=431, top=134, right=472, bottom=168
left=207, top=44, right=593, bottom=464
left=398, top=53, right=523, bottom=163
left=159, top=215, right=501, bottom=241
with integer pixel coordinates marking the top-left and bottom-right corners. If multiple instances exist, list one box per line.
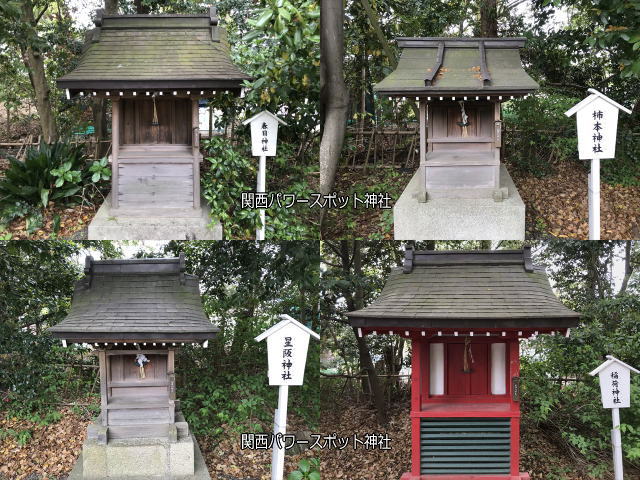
left=236, top=0, right=319, bottom=141
left=503, top=94, right=579, bottom=177
left=287, top=458, right=320, bottom=480
left=179, top=365, right=273, bottom=436
left=0, top=141, right=86, bottom=207
left=0, top=141, right=110, bottom=226
left=0, top=240, right=117, bottom=416
left=0, top=323, right=94, bottom=416
left=602, top=125, right=640, bottom=186
left=503, top=93, right=639, bottom=184
left=161, top=241, right=320, bottom=434
left=519, top=241, right=640, bottom=472
left=201, top=138, right=316, bottom=239
left=521, top=296, right=640, bottom=470
left=201, top=137, right=260, bottom=237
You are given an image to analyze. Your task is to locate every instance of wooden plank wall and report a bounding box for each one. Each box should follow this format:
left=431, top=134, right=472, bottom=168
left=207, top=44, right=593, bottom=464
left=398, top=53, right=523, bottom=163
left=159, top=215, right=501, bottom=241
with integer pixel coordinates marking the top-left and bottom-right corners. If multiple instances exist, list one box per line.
left=104, top=352, right=172, bottom=435
left=119, top=98, right=191, bottom=145
left=117, top=163, right=194, bottom=208
left=429, top=101, right=494, bottom=152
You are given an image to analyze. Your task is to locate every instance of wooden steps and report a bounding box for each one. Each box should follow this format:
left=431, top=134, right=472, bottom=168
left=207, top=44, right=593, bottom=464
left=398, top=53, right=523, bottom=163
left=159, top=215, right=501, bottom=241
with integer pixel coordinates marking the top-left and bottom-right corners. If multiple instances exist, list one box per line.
left=107, top=395, right=170, bottom=410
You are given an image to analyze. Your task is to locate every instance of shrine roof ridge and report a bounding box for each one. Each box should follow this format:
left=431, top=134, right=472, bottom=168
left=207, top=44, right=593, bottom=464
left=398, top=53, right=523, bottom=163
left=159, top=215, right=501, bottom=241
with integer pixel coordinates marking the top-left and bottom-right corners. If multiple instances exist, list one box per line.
left=373, top=35, right=538, bottom=96
left=347, top=248, right=580, bottom=330
left=396, top=37, right=527, bottom=48
left=49, top=254, right=219, bottom=341
left=56, top=8, right=251, bottom=94
left=402, top=247, right=534, bottom=273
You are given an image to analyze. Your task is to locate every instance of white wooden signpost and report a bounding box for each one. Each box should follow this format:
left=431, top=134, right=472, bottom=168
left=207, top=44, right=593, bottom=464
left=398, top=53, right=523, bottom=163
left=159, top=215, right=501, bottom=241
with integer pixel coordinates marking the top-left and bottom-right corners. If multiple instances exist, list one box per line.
left=243, top=111, right=287, bottom=240
left=589, top=355, right=639, bottom=480
left=565, top=89, right=631, bottom=240
left=255, top=314, right=319, bottom=480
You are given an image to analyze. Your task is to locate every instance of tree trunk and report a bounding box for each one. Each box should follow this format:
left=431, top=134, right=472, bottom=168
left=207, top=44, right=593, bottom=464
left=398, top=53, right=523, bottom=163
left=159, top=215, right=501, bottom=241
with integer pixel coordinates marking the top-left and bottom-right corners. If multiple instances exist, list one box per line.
left=20, top=0, right=57, bottom=143
left=229, top=306, right=255, bottom=360
left=359, top=0, right=397, bottom=69
left=319, top=0, right=350, bottom=231
left=479, top=0, right=498, bottom=37
left=344, top=240, right=388, bottom=424
left=618, top=241, right=633, bottom=296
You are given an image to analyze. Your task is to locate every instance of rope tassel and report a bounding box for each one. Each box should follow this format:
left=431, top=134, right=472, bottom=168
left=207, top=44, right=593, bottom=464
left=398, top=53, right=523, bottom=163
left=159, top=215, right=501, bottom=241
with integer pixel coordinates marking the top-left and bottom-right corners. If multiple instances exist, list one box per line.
left=151, top=93, right=159, bottom=126
left=463, top=336, right=474, bottom=373
left=457, top=100, right=469, bottom=137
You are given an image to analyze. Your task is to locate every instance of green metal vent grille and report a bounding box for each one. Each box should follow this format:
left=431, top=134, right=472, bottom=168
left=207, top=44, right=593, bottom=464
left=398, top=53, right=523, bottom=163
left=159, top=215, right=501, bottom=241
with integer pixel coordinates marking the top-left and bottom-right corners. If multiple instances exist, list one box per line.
left=420, top=417, right=511, bottom=475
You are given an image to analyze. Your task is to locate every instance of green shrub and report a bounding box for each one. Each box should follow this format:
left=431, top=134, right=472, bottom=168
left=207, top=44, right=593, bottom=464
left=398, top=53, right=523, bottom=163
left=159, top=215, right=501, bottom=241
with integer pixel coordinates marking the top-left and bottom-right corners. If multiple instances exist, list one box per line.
left=201, top=137, right=316, bottom=239
left=0, top=428, right=33, bottom=446
left=201, top=136, right=260, bottom=238
left=602, top=125, right=640, bottom=186
left=521, top=295, right=640, bottom=471
left=288, top=458, right=320, bottom=480
left=180, top=371, right=273, bottom=437
left=0, top=323, right=94, bottom=416
left=504, top=92, right=640, bottom=185
left=503, top=93, right=579, bottom=177
left=0, top=141, right=110, bottom=227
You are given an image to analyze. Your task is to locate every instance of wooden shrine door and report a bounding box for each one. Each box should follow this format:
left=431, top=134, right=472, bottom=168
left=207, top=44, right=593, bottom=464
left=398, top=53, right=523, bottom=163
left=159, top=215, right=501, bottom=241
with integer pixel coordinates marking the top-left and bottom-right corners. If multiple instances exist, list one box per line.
left=120, top=98, right=191, bottom=145
left=446, top=342, right=489, bottom=395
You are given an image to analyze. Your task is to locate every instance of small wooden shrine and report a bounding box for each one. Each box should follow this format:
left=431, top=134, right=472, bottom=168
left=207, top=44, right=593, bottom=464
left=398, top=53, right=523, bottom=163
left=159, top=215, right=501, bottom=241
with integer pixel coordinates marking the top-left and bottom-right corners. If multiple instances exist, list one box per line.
left=57, top=7, right=250, bottom=215
left=374, top=38, right=538, bottom=201
left=348, top=247, right=580, bottom=480
left=50, top=255, right=217, bottom=478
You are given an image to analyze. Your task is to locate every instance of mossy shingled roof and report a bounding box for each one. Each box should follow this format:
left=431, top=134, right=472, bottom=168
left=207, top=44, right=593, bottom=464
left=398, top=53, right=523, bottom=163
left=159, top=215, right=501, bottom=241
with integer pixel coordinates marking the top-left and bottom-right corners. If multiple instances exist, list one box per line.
left=49, top=257, right=219, bottom=342
left=57, top=15, right=251, bottom=91
left=374, top=37, right=539, bottom=96
left=347, top=249, right=580, bottom=330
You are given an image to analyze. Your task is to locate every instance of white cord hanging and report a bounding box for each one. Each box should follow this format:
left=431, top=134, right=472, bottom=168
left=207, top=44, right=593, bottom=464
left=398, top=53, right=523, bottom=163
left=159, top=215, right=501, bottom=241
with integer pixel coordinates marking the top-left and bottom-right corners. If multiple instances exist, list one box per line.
left=151, top=93, right=159, bottom=126
left=457, top=100, right=469, bottom=137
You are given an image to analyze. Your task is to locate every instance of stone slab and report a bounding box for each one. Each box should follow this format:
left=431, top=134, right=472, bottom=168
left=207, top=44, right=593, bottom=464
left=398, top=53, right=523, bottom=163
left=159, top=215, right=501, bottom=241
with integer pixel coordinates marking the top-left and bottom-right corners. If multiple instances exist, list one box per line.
left=394, top=165, right=525, bottom=240
left=88, top=193, right=222, bottom=240
left=68, top=434, right=210, bottom=480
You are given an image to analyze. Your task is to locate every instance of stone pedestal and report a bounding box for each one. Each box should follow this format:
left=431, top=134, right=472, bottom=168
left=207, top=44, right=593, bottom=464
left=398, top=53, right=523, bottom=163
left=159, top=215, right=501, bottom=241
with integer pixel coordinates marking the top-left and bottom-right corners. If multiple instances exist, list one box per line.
left=69, top=431, right=210, bottom=480
left=393, top=165, right=525, bottom=240
left=88, top=193, right=222, bottom=240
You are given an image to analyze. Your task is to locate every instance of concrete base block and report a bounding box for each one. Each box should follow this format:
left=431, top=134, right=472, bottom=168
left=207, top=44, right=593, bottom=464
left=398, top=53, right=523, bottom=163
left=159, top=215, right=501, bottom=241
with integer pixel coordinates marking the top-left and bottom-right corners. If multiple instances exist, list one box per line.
left=88, top=193, right=222, bottom=240
left=394, top=165, right=525, bottom=240
left=69, top=433, right=210, bottom=480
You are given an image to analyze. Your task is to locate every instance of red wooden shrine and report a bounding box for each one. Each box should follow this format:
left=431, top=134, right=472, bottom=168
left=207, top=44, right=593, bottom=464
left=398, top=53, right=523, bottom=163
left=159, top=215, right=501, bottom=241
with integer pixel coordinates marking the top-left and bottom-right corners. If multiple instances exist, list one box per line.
left=347, top=247, right=581, bottom=480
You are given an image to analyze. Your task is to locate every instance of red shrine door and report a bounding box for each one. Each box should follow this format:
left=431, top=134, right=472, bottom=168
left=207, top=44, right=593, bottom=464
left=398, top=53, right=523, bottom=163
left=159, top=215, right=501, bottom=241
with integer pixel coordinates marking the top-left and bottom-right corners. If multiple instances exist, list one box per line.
left=446, top=342, right=490, bottom=396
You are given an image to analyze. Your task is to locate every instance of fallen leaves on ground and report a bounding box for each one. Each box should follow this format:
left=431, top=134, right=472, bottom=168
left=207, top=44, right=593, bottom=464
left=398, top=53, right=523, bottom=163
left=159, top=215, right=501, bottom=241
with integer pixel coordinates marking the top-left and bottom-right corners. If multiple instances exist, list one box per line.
left=320, top=404, right=411, bottom=480
left=325, top=167, right=410, bottom=239
left=200, top=415, right=316, bottom=480
left=2, top=203, right=98, bottom=240
left=320, top=400, right=640, bottom=480
left=0, top=406, right=317, bottom=480
left=510, top=160, right=640, bottom=239
left=328, top=162, right=639, bottom=239
left=0, top=406, right=92, bottom=480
